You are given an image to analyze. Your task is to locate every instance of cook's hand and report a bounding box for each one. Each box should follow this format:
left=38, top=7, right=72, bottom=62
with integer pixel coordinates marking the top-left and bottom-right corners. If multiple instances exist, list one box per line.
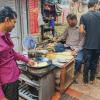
left=53, top=37, right=58, bottom=42
left=71, top=50, right=77, bottom=56
left=56, top=38, right=60, bottom=42
left=27, top=59, right=36, bottom=66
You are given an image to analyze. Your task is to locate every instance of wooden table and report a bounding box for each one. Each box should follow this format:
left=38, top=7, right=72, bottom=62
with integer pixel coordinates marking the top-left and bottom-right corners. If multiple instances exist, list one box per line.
left=54, top=58, right=75, bottom=94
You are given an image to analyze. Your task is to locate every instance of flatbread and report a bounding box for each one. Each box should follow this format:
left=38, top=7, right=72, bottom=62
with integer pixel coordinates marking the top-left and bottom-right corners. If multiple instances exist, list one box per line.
left=37, top=62, right=48, bottom=67
left=66, top=56, right=73, bottom=60
left=33, top=62, right=48, bottom=68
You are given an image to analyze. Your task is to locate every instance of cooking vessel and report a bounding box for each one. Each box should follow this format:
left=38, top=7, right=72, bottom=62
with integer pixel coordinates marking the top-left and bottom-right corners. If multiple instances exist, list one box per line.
left=27, top=58, right=52, bottom=69
left=27, top=66, right=49, bottom=74
left=27, top=60, right=52, bottom=74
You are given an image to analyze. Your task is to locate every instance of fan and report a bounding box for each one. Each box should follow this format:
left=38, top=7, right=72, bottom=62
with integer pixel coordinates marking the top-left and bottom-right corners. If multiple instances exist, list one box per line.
left=23, top=36, right=37, bottom=51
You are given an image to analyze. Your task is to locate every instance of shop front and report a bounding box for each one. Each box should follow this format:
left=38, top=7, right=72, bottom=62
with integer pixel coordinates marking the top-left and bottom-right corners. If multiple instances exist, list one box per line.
left=0, top=0, right=29, bottom=51
left=0, top=0, right=40, bottom=51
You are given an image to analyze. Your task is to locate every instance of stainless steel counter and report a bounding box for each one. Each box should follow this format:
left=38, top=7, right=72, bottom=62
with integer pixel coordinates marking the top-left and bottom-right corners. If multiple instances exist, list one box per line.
left=18, top=64, right=56, bottom=100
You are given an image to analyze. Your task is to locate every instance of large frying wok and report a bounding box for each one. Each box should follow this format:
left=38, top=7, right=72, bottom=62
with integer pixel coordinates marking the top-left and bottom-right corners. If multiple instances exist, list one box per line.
left=27, top=60, right=52, bottom=74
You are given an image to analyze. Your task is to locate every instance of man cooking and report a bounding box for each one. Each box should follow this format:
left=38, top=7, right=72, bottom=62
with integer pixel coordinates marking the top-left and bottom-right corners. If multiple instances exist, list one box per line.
left=0, top=7, right=35, bottom=100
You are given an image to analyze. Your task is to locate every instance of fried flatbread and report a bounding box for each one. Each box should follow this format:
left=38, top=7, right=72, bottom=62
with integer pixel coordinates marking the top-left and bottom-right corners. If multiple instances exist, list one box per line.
left=32, top=62, right=48, bottom=68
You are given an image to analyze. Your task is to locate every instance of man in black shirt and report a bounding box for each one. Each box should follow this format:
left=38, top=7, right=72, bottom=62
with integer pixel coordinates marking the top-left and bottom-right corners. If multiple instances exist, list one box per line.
left=80, top=0, right=100, bottom=84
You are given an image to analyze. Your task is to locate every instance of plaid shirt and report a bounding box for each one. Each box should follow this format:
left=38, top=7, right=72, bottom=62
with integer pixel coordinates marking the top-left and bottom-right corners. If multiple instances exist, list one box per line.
left=60, top=26, right=84, bottom=52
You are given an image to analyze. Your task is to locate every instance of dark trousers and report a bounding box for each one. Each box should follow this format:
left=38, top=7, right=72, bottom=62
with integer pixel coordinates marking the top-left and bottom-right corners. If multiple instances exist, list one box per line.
left=2, top=80, right=19, bottom=100
left=83, top=49, right=99, bottom=83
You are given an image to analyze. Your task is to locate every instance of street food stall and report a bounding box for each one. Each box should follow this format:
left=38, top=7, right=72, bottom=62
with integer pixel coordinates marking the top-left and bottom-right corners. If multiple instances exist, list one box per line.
left=18, top=37, right=75, bottom=100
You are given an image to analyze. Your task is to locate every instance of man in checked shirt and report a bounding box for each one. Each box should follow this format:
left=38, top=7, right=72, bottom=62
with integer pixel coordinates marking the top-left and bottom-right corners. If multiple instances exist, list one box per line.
left=55, top=13, right=84, bottom=82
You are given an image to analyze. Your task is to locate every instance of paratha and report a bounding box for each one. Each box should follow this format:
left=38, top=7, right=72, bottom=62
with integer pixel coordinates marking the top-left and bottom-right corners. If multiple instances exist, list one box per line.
left=32, top=62, right=48, bottom=68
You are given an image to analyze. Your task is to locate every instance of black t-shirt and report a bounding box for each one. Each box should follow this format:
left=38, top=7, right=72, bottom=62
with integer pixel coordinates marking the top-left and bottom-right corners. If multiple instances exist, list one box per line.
left=80, top=11, right=100, bottom=49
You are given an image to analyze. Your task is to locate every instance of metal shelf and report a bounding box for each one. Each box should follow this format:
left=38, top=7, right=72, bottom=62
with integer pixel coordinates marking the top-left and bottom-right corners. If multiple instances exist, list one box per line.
left=19, top=70, right=55, bottom=100
left=19, top=74, right=39, bottom=87
left=19, top=83, right=38, bottom=100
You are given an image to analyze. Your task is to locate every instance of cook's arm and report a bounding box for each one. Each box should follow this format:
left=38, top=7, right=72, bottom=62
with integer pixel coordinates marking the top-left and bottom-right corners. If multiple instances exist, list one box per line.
left=57, top=28, right=68, bottom=42
left=13, top=50, right=35, bottom=66
left=13, top=50, right=29, bottom=63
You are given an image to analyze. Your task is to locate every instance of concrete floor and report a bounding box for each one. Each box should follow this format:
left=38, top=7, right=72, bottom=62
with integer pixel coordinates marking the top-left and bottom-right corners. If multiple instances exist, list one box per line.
left=66, top=73, right=100, bottom=100
left=19, top=73, right=100, bottom=100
